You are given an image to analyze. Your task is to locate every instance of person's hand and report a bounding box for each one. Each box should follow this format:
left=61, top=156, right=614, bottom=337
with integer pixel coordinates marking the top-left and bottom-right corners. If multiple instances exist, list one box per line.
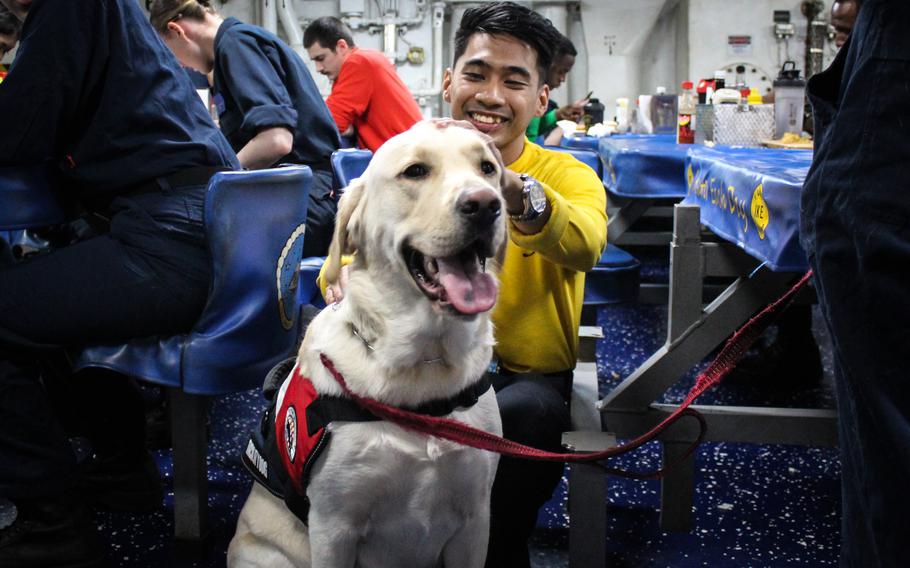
left=325, top=265, right=350, bottom=304
left=556, top=96, right=588, bottom=122
left=430, top=118, right=508, bottom=188
left=501, top=169, right=525, bottom=215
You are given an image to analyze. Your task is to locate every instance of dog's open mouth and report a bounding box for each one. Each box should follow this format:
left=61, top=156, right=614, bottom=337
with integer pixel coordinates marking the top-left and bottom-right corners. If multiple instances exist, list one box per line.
left=404, top=241, right=497, bottom=315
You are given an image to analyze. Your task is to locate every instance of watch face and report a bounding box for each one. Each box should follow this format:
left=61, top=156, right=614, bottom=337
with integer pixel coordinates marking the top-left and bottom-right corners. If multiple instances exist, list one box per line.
left=511, top=174, right=547, bottom=221
left=527, top=180, right=547, bottom=214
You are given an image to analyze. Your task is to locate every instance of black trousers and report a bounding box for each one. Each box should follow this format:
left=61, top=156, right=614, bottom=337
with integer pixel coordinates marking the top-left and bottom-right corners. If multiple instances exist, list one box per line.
left=485, top=371, right=572, bottom=568
left=0, top=182, right=212, bottom=500
left=302, top=169, right=337, bottom=258
left=800, top=1, right=910, bottom=565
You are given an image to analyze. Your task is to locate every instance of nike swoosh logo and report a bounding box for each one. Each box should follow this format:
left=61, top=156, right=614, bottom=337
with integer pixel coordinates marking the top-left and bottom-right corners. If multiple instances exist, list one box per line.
left=522, top=251, right=536, bottom=257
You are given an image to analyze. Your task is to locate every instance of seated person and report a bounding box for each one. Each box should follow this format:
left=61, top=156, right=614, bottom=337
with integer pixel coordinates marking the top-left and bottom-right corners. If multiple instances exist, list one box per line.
left=304, top=16, right=423, bottom=153
left=0, top=0, right=239, bottom=565
left=526, top=34, right=588, bottom=146
left=320, top=3, right=607, bottom=565
left=150, top=0, right=341, bottom=256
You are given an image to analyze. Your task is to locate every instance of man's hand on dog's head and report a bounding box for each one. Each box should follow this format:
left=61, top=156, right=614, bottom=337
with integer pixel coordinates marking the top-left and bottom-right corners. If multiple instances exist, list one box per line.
left=428, top=118, right=510, bottom=194
left=426, top=118, right=549, bottom=235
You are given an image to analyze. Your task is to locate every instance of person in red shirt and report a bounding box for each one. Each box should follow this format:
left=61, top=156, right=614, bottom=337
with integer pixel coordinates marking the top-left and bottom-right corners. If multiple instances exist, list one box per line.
left=304, top=16, right=422, bottom=152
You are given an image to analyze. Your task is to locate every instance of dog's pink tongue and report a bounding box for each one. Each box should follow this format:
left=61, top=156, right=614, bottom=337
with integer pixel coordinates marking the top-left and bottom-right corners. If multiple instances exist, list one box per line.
left=435, top=255, right=498, bottom=314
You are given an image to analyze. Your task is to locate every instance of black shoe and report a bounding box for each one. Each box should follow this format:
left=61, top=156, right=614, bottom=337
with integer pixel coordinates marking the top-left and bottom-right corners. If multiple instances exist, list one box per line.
left=76, top=451, right=163, bottom=513
left=0, top=497, right=105, bottom=568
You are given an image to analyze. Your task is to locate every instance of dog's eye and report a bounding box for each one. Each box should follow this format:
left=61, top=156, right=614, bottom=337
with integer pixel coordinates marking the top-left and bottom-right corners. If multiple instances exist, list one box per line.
left=480, top=161, right=497, bottom=176
left=402, top=164, right=430, bottom=179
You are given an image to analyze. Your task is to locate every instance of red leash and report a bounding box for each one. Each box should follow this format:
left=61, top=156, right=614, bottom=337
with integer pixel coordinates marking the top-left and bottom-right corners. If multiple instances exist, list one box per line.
left=320, top=270, right=813, bottom=480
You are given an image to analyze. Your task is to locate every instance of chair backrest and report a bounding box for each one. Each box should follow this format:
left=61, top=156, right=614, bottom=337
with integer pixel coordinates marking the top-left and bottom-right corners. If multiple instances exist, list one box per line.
left=331, top=149, right=372, bottom=190
left=76, top=166, right=312, bottom=395
left=183, top=166, right=312, bottom=393
left=544, top=146, right=604, bottom=179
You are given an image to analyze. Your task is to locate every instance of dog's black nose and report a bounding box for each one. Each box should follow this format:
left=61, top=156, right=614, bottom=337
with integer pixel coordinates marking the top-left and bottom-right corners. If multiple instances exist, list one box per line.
left=458, top=188, right=502, bottom=228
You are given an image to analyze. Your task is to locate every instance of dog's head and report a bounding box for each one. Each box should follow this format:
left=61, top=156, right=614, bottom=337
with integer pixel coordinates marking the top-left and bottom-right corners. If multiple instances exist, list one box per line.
left=327, top=120, right=507, bottom=317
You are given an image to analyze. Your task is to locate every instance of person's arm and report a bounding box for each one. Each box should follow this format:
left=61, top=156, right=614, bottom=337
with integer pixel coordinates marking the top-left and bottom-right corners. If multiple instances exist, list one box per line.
left=508, top=159, right=607, bottom=273
left=236, top=126, right=293, bottom=169
left=501, top=169, right=552, bottom=236
left=0, top=0, right=99, bottom=164
left=555, top=95, right=589, bottom=122
left=543, top=126, right=564, bottom=146
left=325, top=55, right=373, bottom=135
left=216, top=33, right=297, bottom=166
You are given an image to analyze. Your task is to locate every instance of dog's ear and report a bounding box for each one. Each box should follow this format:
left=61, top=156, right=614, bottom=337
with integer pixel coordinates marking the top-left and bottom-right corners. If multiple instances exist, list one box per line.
left=325, top=178, right=365, bottom=283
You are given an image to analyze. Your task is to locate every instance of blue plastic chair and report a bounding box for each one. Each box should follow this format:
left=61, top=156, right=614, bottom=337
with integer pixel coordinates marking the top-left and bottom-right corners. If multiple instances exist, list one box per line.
left=298, top=149, right=375, bottom=308
left=544, top=146, right=639, bottom=304
left=559, top=134, right=600, bottom=151
left=74, top=166, right=312, bottom=539
left=584, top=244, right=641, bottom=304
left=330, top=148, right=372, bottom=190
left=299, top=255, right=327, bottom=309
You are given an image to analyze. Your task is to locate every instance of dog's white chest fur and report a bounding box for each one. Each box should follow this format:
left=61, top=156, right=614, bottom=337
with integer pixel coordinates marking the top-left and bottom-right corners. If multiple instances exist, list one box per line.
left=307, top=392, right=500, bottom=567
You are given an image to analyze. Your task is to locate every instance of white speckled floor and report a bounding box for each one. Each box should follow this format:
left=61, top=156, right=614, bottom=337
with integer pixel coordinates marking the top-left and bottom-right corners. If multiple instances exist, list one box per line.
left=94, top=297, right=841, bottom=567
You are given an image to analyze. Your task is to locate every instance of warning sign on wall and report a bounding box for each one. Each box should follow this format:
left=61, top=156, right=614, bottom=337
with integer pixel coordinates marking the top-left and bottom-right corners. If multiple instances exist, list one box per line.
left=727, top=35, right=753, bottom=57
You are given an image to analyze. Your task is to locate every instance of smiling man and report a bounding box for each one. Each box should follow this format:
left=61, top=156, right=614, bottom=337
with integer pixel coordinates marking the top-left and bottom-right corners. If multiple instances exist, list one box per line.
left=319, top=4, right=606, bottom=564
left=443, top=3, right=607, bottom=566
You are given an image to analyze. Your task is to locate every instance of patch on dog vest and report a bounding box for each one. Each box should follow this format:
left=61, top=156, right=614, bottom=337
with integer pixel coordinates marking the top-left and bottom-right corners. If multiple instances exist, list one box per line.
left=241, top=362, right=493, bottom=525
left=275, top=368, right=327, bottom=496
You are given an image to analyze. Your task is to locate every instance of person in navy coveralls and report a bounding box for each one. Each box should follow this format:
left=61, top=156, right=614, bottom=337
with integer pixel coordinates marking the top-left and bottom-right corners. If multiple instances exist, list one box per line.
left=150, top=0, right=342, bottom=257
left=0, top=0, right=239, bottom=564
left=801, top=0, right=910, bottom=565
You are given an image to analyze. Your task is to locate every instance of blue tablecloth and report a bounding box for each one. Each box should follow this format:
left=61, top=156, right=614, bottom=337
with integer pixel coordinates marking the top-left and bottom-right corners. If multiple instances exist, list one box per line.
left=0, top=165, right=65, bottom=230
left=598, top=134, right=690, bottom=198
left=683, top=146, right=812, bottom=272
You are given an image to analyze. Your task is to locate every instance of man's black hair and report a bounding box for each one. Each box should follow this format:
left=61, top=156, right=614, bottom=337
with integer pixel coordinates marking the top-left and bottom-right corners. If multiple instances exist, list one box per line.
left=0, top=4, right=21, bottom=39
left=453, top=1, right=559, bottom=85
left=303, top=16, right=356, bottom=50
left=557, top=35, right=577, bottom=58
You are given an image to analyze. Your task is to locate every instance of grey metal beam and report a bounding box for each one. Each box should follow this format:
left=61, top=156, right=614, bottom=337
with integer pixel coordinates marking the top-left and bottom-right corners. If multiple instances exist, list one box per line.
left=598, top=269, right=793, bottom=414
left=607, top=199, right=655, bottom=242
left=660, top=441, right=696, bottom=532
left=606, top=404, right=839, bottom=446
left=563, top=431, right=615, bottom=568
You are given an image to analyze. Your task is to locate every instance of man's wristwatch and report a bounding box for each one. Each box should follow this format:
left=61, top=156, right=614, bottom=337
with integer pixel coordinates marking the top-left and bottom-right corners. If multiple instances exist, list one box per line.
left=508, top=173, right=547, bottom=222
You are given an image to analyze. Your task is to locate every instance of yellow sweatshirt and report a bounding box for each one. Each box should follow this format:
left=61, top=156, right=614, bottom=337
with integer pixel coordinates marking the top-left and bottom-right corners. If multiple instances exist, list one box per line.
left=318, top=139, right=607, bottom=373
left=494, top=140, right=607, bottom=373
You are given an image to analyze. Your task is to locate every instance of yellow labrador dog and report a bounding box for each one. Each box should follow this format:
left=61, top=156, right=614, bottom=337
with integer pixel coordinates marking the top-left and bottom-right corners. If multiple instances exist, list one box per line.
left=228, top=121, right=506, bottom=568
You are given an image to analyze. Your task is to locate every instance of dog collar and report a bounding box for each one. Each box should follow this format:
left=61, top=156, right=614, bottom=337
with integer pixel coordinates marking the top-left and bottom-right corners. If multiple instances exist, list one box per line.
left=351, top=323, right=445, bottom=365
